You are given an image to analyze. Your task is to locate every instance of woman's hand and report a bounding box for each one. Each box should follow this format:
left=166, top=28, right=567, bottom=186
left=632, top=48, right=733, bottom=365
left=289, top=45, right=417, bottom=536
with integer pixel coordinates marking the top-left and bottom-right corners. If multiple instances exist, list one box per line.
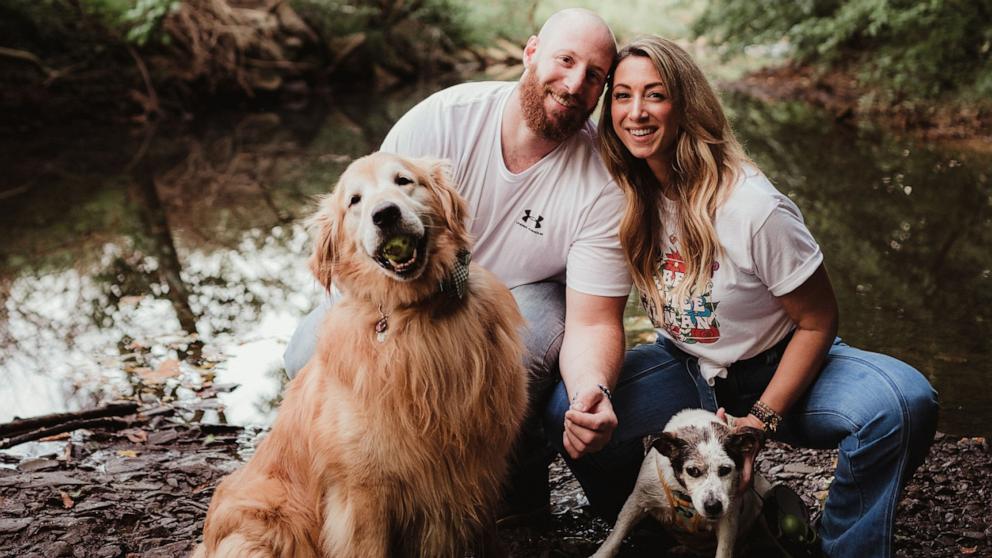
left=717, top=408, right=764, bottom=494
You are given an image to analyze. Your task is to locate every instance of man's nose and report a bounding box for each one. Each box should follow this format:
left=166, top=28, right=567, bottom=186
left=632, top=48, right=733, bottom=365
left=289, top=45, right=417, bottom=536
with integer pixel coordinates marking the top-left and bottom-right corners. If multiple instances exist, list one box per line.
left=563, top=68, right=585, bottom=95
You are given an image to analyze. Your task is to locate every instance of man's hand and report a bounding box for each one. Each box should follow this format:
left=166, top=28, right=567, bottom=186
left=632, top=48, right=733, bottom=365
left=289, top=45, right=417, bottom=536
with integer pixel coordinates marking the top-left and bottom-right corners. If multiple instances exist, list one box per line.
left=562, top=387, right=618, bottom=459
left=717, top=407, right=764, bottom=494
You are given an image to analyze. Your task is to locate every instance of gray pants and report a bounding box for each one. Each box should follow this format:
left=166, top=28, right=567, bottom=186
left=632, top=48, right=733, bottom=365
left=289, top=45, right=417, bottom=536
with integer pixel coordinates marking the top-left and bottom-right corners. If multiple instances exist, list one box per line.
left=282, top=281, right=567, bottom=508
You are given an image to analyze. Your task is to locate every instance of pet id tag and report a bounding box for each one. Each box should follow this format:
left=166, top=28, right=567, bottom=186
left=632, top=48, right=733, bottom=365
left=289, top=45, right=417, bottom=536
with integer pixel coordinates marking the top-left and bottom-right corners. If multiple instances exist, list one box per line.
left=375, top=317, right=388, bottom=343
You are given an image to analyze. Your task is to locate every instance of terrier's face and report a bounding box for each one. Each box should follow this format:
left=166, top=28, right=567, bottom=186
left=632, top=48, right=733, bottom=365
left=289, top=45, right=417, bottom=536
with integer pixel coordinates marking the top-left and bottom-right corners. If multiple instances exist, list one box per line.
left=654, top=420, right=762, bottom=520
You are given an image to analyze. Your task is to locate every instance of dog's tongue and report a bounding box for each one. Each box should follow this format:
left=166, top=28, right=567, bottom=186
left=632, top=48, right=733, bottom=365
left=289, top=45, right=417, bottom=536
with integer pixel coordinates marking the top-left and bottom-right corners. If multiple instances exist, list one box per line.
left=382, top=235, right=415, bottom=263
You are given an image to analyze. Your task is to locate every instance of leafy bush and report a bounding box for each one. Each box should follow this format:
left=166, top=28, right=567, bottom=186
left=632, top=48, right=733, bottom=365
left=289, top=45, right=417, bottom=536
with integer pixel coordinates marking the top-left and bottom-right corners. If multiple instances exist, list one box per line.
left=696, top=0, right=992, bottom=100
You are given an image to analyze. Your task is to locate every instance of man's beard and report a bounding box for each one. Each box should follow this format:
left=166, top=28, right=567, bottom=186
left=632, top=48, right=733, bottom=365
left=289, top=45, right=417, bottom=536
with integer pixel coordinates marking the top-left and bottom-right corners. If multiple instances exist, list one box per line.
left=518, top=70, right=592, bottom=143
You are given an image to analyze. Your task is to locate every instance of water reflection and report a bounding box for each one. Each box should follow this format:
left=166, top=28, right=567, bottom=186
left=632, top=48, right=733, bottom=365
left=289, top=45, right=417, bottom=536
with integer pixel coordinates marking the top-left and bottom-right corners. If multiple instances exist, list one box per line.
left=0, top=88, right=989, bottom=437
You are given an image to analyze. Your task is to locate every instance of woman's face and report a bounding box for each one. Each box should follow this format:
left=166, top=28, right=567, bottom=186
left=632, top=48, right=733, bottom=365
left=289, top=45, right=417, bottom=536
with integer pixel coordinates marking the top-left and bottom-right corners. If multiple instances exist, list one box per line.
left=610, top=55, right=679, bottom=171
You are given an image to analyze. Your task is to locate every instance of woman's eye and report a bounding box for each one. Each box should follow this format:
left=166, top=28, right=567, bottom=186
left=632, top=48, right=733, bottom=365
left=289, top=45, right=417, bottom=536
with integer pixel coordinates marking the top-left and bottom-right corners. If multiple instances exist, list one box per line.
left=686, top=466, right=702, bottom=478
left=395, top=175, right=414, bottom=186
left=349, top=194, right=361, bottom=207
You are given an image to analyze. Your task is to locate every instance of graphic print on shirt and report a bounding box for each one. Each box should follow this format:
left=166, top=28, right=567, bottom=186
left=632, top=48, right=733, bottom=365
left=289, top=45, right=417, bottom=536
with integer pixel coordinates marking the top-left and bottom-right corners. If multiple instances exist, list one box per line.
left=645, top=236, right=721, bottom=344
left=517, top=208, right=545, bottom=235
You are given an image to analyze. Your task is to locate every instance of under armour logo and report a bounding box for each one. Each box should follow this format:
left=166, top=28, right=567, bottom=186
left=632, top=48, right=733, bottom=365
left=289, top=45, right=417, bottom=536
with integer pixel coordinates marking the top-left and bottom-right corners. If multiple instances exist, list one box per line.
left=521, top=209, right=543, bottom=229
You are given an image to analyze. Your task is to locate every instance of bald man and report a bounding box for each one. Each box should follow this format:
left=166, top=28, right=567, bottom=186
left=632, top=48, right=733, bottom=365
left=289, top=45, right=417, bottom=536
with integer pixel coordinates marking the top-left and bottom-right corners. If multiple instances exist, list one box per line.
left=284, top=9, right=632, bottom=523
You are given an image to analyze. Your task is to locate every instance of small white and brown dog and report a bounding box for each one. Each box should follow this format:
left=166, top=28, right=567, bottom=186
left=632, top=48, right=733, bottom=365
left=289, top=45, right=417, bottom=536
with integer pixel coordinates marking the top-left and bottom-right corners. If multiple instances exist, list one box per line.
left=591, top=409, right=767, bottom=558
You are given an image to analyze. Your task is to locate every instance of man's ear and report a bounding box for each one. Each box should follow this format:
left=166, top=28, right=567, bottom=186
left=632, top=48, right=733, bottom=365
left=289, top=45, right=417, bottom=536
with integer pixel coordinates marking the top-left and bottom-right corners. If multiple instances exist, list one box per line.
left=307, top=195, right=338, bottom=291
left=522, top=35, right=539, bottom=68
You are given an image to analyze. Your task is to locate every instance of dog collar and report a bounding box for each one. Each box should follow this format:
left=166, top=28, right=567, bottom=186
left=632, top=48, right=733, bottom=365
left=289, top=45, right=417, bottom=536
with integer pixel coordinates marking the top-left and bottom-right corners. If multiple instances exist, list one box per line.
left=374, top=249, right=471, bottom=343
left=656, top=460, right=705, bottom=535
left=438, top=249, right=471, bottom=300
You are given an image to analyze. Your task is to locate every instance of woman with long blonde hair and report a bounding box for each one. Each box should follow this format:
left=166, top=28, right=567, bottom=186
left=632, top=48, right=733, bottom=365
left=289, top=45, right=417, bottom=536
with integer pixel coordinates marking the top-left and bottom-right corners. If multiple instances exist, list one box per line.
left=544, top=36, right=938, bottom=558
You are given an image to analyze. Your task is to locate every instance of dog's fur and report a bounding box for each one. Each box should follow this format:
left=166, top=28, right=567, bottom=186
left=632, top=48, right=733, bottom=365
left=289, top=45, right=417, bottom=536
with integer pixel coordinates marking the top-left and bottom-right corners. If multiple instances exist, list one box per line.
left=192, top=153, right=528, bottom=558
left=592, top=409, right=766, bottom=558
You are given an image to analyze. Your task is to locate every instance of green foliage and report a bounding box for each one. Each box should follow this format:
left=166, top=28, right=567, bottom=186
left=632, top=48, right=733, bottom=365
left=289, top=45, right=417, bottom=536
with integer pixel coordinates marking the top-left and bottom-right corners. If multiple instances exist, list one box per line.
left=77, top=0, right=179, bottom=45
left=696, top=0, right=992, bottom=100
left=121, top=0, right=180, bottom=45
left=290, top=0, right=473, bottom=76
left=291, top=0, right=471, bottom=45
left=1, top=0, right=179, bottom=48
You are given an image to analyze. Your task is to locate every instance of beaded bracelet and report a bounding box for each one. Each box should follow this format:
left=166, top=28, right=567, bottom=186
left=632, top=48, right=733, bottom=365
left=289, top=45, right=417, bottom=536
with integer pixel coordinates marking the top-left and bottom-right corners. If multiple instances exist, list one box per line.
left=749, top=400, right=782, bottom=433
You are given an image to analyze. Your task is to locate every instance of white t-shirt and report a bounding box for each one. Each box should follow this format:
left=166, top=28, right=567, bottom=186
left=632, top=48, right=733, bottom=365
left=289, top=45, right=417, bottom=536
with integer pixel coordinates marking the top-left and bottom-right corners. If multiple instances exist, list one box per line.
left=381, top=81, right=631, bottom=297
left=644, top=166, right=823, bottom=384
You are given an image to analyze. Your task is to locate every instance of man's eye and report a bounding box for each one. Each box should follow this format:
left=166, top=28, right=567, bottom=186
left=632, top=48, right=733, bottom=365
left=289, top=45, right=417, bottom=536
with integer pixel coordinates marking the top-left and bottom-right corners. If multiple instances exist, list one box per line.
left=686, top=466, right=702, bottom=478
left=718, top=465, right=732, bottom=477
left=395, top=175, right=414, bottom=186
left=349, top=194, right=362, bottom=207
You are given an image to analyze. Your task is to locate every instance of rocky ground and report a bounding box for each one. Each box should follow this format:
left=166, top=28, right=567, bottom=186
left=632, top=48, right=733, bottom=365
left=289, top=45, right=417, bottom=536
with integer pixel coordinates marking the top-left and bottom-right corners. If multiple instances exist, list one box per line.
left=1, top=408, right=989, bottom=558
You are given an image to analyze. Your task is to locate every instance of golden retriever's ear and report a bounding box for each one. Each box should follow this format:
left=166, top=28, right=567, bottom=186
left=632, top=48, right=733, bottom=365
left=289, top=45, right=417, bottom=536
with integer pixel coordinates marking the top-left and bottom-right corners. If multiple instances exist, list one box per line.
left=417, top=158, right=469, bottom=244
left=307, top=195, right=338, bottom=291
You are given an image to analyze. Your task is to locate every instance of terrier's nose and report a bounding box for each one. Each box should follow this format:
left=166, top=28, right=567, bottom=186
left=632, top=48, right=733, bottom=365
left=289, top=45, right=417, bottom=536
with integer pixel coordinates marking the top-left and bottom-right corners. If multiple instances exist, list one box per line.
left=704, top=500, right=723, bottom=516
left=372, top=203, right=401, bottom=228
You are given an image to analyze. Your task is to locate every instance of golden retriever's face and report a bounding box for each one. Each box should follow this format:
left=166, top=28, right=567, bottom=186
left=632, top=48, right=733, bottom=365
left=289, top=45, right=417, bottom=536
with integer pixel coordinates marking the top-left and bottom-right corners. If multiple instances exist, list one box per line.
left=309, top=153, right=467, bottom=296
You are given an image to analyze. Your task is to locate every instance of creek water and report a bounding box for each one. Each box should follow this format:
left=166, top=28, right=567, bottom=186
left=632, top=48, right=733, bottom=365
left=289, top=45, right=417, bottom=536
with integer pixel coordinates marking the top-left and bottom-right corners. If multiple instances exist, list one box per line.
left=1, top=86, right=989, bottom=437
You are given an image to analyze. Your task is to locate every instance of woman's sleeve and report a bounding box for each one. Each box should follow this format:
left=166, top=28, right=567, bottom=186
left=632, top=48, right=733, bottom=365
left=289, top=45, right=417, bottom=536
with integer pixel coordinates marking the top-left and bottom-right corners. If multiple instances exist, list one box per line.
left=751, top=199, right=823, bottom=297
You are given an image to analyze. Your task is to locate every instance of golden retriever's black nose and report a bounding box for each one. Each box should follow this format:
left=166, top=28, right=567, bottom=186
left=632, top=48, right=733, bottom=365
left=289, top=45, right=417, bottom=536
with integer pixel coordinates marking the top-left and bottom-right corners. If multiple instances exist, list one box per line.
left=372, top=203, right=401, bottom=228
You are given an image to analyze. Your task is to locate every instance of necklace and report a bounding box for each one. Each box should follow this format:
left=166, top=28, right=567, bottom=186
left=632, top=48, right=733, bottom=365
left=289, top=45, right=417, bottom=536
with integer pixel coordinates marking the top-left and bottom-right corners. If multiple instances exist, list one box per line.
left=375, top=304, right=390, bottom=343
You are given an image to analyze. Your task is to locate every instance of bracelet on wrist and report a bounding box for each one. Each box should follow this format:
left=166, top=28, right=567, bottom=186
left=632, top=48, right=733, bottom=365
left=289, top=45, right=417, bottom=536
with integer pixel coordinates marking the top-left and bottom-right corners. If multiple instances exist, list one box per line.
left=749, top=400, right=782, bottom=433
left=596, top=383, right=614, bottom=403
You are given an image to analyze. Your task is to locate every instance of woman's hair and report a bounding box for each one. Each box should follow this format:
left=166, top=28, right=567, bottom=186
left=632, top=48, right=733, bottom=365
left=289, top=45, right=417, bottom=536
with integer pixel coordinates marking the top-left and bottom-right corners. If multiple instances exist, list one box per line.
left=598, top=35, right=749, bottom=316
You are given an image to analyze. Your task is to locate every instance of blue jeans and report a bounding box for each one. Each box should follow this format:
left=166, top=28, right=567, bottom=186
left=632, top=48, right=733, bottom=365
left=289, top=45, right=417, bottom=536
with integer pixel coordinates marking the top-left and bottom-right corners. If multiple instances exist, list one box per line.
left=544, top=335, right=939, bottom=558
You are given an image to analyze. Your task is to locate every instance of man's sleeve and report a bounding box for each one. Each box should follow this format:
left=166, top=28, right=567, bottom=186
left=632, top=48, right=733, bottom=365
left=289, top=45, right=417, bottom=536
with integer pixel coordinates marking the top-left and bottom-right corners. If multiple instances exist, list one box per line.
left=566, top=184, right=633, bottom=297
left=380, top=93, right=448, bottom=158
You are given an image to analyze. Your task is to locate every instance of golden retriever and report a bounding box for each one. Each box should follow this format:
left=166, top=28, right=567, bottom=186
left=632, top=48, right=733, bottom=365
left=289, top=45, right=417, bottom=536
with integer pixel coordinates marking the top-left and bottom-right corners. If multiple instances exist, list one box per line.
left=193, top=152, right=528, bottom=558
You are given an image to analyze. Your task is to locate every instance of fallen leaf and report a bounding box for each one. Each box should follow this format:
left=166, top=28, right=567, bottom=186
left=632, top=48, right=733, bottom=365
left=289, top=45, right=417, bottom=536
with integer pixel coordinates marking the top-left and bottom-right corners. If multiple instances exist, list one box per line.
left=59, top=490, right=74, bottom=509
left=138, top=359, right=181, bottom=384
left=116, top=450, right=138, bottom=458
left=122, top=428, right=148, bottom=443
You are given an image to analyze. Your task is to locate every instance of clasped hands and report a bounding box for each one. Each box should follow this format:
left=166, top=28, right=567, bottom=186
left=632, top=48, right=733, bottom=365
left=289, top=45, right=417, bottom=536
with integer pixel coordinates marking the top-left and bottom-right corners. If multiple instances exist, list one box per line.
left=562, top=386, right=617, bottom=459
left=563, top=395, right=763, bottom=495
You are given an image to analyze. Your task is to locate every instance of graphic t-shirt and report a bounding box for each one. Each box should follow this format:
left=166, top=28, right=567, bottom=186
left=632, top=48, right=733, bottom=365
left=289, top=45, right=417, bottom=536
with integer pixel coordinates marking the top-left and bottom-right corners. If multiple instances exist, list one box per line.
left=644, top=166, right=823, bottom=384
left=381, top=81, right=631, bottom=296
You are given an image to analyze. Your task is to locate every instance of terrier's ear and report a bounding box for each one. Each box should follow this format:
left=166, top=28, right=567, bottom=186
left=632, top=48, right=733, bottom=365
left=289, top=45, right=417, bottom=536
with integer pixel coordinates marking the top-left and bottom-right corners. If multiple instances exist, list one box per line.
left=652, top=431, right=687, bottom=460
left=307, top=194, right=338, bottom=291
left=724, top=427, right=765, bottom=467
